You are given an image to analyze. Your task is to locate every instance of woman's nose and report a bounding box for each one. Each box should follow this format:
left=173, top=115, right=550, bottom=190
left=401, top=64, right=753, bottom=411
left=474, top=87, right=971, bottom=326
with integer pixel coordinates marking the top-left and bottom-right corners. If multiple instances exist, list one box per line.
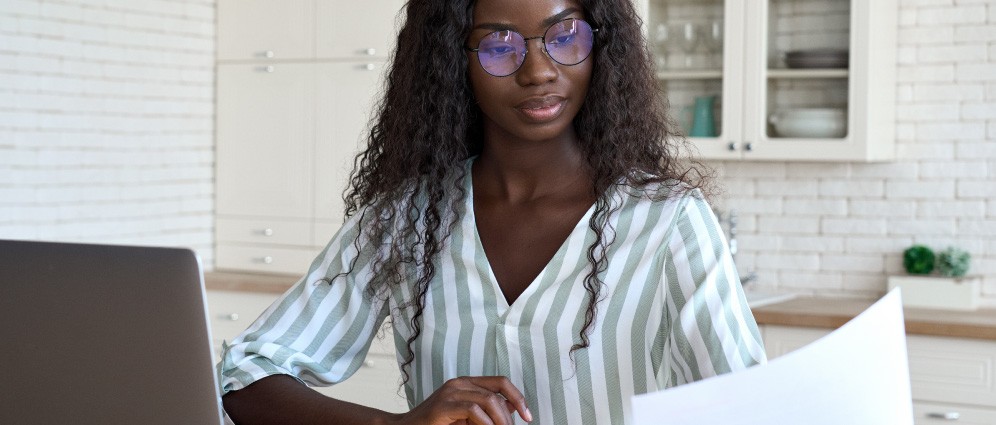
left=515, top=38, right=558, bottom=86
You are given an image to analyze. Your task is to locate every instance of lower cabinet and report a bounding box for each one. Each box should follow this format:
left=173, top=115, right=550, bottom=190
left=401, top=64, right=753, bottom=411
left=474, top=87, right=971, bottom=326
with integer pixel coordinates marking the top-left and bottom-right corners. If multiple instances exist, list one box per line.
left=206, top=289, right=408, bottom=413
left=761, top=325, right=996, bottom=424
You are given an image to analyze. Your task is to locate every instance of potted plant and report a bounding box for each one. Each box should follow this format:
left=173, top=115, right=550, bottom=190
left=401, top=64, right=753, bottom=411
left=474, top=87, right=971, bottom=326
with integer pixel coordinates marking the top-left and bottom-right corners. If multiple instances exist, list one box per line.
left=887, top=245, right=980, bottom=310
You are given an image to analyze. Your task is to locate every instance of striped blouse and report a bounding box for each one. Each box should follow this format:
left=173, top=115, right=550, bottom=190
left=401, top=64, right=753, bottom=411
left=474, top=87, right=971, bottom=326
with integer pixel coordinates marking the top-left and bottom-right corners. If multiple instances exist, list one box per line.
left=217, top=159, right=766, bottom=425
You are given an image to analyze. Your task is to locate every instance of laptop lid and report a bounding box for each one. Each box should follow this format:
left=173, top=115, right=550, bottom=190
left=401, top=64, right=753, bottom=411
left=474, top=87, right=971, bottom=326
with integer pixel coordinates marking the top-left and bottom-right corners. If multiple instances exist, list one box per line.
left=0, top=239, right=224, bottom=425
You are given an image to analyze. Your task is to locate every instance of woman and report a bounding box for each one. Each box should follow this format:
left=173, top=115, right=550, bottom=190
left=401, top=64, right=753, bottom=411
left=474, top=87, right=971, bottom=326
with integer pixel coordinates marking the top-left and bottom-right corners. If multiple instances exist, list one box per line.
left=218, top=0, right=766, bottom=424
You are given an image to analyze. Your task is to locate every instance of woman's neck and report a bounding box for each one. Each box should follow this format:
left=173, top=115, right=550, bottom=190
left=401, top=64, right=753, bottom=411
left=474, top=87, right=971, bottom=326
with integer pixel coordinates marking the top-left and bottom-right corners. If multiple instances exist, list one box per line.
left=474, top=129, right=593, bottom=204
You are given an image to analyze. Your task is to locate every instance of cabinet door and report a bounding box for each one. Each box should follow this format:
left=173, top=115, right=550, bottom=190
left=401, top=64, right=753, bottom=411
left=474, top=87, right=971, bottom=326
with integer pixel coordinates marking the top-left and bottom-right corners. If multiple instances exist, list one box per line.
left=741, top=0, right=895, bottom=161
left=216, top=63, right=315, bottom=220
left=315, top=0, right=407, bottom=59
left=643, top=0, right=743, bottom=160
left=217, top=0, right=315, bottom=61
left=313, top=61, right=388, bottom=227
left=907, top=335, right=996, bottom=409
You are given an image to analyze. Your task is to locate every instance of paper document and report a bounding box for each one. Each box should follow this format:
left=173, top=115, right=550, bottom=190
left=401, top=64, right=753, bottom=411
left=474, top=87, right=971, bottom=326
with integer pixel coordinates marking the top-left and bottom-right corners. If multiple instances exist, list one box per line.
left=632, top=289, right=913, bottom=425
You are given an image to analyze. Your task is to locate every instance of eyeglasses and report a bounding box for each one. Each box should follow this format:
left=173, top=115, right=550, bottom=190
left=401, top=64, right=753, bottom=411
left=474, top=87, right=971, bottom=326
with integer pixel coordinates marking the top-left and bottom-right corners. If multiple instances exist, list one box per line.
left=465, top=18, right=598, bottom=77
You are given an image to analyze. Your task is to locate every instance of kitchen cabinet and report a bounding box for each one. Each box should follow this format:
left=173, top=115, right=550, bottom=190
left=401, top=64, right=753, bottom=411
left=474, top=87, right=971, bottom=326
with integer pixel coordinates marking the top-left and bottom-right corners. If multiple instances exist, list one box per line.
left=762, top=325, right=996, bottom=424
left=217, top=0, right=403, bottom=61
left=206, top=290, right=408, bottom=413
left=215, top=0, right=404, bottom=274
left=315, top=0, right=406, bottom=60
left=217, top=0, right=315, bottom=61
left=635, top=0, right=896, bottom=161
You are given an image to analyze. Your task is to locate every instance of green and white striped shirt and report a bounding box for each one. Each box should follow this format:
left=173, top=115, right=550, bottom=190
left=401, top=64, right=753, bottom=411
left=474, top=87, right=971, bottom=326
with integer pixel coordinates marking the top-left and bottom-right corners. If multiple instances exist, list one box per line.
left=218, top=160, right=766, bottom=424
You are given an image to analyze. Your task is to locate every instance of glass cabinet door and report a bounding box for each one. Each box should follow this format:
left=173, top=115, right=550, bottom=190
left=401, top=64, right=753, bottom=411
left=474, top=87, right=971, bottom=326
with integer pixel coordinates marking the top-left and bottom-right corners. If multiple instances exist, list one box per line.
left=646, top=0, right=743, bottom=159
left=759, top=0, right=851, bottom=142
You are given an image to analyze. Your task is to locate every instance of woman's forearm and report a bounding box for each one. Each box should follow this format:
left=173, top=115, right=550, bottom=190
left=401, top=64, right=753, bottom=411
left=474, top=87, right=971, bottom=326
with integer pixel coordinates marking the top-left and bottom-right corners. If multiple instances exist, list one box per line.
left=221, top=374, right=402, bottom=425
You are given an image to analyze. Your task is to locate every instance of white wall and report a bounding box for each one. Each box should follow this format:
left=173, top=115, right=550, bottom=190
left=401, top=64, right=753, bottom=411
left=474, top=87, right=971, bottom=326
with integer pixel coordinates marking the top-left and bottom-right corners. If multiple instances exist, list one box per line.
left=715, top=0, right=996, bottom=306
left=0, top=0, right=216, bottom=266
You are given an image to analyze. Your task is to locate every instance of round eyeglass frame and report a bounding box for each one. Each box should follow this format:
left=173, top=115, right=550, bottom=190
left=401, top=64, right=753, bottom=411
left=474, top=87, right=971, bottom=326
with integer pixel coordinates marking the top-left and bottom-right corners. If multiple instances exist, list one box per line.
left=465, top=18, right=600, bottom=77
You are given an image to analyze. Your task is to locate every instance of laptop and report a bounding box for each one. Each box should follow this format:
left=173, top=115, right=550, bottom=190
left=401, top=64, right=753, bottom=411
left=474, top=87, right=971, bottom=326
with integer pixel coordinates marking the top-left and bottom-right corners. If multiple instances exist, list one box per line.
left=0, top=239, right=224, bottom=425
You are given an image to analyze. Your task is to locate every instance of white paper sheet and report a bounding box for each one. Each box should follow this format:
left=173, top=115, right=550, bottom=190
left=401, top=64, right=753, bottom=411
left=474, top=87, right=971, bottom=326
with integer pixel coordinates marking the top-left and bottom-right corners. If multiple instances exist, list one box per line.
left=632, top=289, right=913, bottom=425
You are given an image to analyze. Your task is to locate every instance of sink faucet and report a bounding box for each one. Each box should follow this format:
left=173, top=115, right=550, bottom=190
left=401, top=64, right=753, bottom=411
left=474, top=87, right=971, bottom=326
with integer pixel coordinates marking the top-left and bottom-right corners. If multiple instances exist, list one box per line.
left=715, top=208, right=758, bottom=288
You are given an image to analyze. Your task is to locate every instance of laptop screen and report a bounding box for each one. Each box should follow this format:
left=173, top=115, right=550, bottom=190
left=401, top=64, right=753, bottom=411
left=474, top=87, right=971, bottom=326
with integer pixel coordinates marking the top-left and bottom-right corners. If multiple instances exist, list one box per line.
left=0, top=239, right=224, bottom=425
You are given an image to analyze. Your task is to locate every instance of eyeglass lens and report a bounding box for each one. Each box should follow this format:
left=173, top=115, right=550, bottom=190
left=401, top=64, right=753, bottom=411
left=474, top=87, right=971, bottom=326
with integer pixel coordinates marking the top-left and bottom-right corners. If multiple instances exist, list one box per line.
left=476, top=19, right=594, bottom=77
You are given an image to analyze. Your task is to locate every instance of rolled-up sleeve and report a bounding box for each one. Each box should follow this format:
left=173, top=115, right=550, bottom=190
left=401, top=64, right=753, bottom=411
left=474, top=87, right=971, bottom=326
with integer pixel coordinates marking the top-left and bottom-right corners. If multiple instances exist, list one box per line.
left=659, top=192, right=766, bottom=387
left=217, top=211, right=391, bottom=394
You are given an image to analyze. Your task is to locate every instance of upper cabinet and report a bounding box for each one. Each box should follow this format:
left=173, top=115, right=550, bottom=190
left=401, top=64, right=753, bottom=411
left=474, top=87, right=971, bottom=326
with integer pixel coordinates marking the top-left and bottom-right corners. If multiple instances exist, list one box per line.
left=218, top=0, right=405, bottom=61
left=217, top=0, right=315, bottom=61
left=315, top=0, right=406, bottom=59
left=636, top=0, right=897, bottom=161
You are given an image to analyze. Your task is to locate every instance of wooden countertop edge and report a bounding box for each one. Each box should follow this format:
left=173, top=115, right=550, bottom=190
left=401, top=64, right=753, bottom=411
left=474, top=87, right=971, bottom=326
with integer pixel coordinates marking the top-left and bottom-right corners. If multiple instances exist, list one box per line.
left=903, top=320, right=996, bottom=340
left=204, top=271, right=298, bottom=294
left=753, top=297, right=996, bottom=341
left=752, top=310, right=853, bottom=330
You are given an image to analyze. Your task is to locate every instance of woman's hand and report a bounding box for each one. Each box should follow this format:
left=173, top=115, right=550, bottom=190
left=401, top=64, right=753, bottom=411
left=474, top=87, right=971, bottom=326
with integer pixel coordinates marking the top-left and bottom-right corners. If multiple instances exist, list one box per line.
left=394, top=376, right=533, bottom=425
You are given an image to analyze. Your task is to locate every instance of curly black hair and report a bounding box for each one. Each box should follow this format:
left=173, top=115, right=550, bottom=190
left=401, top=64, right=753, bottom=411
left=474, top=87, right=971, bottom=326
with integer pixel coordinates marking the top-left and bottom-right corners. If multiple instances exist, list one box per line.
left=339, top=0, right=710, bottom=386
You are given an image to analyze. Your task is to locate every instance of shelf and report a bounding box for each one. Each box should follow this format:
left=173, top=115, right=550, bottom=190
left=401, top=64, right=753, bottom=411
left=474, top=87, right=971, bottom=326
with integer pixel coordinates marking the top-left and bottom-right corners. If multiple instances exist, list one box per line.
left=767, top=68, right=849, bottom=79
left=656, top=69, right=724, bottom=80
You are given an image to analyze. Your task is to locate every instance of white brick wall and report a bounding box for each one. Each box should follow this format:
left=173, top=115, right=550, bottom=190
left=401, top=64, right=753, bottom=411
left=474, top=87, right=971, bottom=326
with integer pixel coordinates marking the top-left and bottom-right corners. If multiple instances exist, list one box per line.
left=716, top=0, right=996, bottom=305
left=0, top=0, right=216, bottom=266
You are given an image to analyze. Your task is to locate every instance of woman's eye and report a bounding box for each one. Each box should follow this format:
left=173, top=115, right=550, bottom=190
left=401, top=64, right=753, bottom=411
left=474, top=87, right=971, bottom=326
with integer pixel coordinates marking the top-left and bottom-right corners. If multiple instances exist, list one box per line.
left=484, top=44, right=516, bottom=56
left=549, top=32, right=575, bottom=45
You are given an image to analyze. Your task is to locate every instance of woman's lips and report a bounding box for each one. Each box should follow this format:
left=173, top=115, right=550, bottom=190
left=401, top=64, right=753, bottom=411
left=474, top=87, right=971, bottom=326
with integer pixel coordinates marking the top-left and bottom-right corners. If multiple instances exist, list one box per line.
left=516, top=96, right=566, bottom=123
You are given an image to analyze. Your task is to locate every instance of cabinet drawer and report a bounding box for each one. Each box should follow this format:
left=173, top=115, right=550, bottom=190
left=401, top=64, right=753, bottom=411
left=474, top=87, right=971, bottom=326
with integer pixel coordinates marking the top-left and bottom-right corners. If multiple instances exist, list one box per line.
left=313, top=352, right=408, bottom=413
left=913, top=402, right=996, bottom=424
left=215, top=244, right=318, bottom=275
left=206, top=290, right=283, bottom=351
left=217, top=217, right=313, bottom=246
left=908, top=335, right=996, bottom=408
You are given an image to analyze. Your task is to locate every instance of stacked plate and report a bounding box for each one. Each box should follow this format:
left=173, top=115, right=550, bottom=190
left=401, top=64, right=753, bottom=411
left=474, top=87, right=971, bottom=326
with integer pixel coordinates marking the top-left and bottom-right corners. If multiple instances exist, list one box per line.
left=784, top=49, right=849, bottom=69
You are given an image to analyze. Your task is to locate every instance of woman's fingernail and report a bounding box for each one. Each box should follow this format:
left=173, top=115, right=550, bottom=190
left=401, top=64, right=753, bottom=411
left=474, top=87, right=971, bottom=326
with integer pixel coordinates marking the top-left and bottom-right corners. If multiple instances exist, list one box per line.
left=525, top=407, right=533, bottom=422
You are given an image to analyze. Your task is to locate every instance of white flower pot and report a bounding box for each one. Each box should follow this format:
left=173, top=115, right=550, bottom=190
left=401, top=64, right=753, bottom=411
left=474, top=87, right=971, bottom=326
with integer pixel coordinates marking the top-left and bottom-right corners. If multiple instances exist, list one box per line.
left=886, top=275, right=981, bottom=311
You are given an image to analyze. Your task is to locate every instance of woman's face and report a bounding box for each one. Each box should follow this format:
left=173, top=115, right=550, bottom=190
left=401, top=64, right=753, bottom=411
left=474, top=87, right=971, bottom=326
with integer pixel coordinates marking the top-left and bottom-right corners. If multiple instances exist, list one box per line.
left=467, top=0, right=594, bottom=146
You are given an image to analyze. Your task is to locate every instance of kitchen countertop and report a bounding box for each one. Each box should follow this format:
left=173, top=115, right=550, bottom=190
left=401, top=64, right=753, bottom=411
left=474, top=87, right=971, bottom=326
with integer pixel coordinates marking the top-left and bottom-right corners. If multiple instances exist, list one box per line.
left=205, top=271, right=298, bottom=294
left=752, top=296, right=996, bottom=341
left=206, top=272, right=996, bottom=341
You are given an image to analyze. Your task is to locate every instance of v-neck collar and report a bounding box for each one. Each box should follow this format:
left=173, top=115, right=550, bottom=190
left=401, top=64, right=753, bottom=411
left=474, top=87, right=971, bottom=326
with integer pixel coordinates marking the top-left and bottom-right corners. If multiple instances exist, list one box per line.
left=462, top=158, right=599, bottom=316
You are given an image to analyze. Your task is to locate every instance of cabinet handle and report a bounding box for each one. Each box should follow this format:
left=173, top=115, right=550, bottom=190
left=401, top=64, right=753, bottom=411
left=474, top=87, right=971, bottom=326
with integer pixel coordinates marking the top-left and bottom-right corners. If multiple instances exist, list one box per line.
left=254, top=256, right=274, bottom=264
left=364, top=63, right=376, bottom=71
left=926, top=412, right=960, bottom=420
left=226, top=313, right=240, bottom=321
left=257, top=50, right=275, bottom=58
left=727, top=142, right=737, bottom=151
left=255, top=65, right=275, bottom=73
left=256, top=228, right=274, bottom=237
left=743, top=142, right=754, bottom=152
left=364, top=48, right=376, bottom=56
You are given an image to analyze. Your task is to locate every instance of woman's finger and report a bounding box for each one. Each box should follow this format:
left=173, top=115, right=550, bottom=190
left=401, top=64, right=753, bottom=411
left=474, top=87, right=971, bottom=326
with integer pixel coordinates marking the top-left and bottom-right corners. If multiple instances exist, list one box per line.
left=465, top=376, right=532, bottom=422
